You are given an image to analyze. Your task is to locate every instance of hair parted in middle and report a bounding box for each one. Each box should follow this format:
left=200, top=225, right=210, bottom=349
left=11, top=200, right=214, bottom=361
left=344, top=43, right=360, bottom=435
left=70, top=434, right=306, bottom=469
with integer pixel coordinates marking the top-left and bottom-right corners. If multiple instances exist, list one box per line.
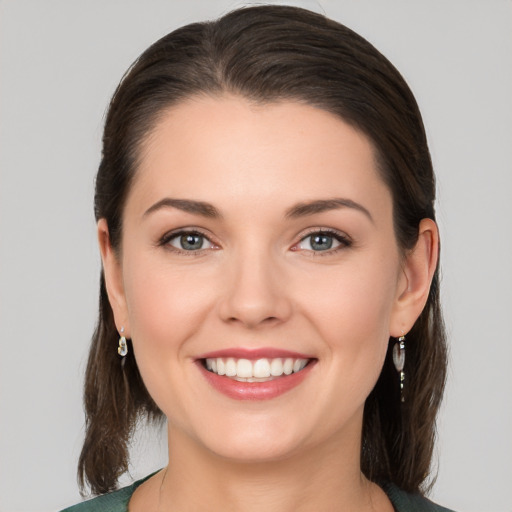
left=79, top=4, right=447, bottom=497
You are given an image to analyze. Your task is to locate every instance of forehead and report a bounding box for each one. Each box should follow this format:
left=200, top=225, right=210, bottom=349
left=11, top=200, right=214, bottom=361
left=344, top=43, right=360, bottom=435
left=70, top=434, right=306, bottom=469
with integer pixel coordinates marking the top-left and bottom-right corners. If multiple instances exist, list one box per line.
left=130, top=94, right=390, bottom=216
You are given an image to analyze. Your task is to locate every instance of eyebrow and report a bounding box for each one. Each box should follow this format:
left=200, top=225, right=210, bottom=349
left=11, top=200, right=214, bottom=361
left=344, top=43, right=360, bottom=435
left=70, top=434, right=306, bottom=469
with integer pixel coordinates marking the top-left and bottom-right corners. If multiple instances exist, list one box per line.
left=143, top=198, right=222, bottom=219
left=143, top=196, right=373, bottom=223
left=285, top=198, right=374, bottom=223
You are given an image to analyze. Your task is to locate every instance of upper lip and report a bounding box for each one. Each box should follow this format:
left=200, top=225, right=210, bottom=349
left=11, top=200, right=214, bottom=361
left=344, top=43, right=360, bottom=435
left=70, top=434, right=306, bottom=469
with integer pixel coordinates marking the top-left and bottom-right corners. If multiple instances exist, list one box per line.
left=196, top=347, right=315, bottom=360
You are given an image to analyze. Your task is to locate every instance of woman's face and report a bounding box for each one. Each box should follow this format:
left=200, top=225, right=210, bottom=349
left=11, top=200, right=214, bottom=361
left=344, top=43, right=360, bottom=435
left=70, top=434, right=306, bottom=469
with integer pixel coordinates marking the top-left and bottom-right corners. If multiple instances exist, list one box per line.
left=105, top=95, right=410, bottom=462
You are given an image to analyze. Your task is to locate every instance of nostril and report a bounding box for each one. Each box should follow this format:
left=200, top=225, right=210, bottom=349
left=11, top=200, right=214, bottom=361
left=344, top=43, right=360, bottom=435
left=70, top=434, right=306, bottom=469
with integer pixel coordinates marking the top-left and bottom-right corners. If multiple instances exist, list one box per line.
left=225, top=315, right=280, bottom=327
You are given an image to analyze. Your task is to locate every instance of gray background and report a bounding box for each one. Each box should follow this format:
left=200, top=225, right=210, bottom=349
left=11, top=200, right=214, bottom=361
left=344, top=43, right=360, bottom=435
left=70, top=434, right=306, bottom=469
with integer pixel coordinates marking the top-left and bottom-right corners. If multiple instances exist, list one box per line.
left=1, top=1, right=511, bottom=511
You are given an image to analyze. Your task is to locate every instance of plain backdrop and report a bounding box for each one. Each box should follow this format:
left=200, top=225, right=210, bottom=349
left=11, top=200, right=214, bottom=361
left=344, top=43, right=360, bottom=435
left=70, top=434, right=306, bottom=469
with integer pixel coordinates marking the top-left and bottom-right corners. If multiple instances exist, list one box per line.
left=0, top=1, right=510, bottom=511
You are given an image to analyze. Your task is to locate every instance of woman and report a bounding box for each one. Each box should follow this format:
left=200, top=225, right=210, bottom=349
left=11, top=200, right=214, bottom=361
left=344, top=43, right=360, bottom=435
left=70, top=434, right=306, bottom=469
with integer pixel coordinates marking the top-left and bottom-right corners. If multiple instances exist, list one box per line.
left=63, top=5, right=453, bottom=511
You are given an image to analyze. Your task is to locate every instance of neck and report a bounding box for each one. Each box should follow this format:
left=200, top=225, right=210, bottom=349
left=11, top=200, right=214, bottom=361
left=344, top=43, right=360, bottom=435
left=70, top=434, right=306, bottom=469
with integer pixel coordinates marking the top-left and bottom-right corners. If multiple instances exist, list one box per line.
left=157, top=420, right=389, bottom=512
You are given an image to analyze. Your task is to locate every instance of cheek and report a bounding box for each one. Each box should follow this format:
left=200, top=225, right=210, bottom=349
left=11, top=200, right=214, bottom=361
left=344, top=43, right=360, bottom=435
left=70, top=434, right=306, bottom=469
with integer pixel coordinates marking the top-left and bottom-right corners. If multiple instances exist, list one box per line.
left=298, top=257, right=398, bottom=386
left=122, top=252, right=217, bottom=363
left=121, top=254, right=219, bottom=420
left=302, top=258, right=397, bottom=335
left=125, top=256, right=220, bottom=406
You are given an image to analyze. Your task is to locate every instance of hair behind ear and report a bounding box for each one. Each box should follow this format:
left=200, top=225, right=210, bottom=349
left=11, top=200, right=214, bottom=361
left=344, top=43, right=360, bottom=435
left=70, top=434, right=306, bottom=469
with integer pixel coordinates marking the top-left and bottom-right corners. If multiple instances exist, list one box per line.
left=362, top=268, right=447, bottom=493
left=78, top=273, right=162, bottom=496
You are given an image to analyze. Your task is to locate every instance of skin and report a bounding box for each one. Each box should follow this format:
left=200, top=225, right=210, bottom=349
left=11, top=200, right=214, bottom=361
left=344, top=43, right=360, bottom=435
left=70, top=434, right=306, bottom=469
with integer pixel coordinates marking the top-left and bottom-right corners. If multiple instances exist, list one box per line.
left=99, top=95, right=438, bottom=511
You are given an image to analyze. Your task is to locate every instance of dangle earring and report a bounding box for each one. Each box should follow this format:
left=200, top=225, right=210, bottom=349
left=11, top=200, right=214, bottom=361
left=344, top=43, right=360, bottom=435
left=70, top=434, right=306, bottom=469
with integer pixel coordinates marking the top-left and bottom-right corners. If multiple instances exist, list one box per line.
left=393, top=334, right=406, bottom=402
left=118, top=327, right=128, bottom=357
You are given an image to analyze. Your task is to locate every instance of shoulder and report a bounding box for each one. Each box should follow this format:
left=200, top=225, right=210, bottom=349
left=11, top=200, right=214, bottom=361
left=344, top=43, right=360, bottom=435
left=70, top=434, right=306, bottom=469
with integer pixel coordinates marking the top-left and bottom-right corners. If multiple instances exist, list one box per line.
left=59, top=486, right=133, bottom=512
left=383, top=483, right=457, bottom=512
left=59, top=475, right=153, bottom=512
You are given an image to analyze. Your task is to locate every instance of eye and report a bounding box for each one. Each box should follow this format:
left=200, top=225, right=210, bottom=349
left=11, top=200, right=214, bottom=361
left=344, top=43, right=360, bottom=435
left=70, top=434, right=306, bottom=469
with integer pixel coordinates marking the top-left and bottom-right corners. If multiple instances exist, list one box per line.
left=162, top=230, right=216, bottom=252
left=293, top=230, right=351, bottom=253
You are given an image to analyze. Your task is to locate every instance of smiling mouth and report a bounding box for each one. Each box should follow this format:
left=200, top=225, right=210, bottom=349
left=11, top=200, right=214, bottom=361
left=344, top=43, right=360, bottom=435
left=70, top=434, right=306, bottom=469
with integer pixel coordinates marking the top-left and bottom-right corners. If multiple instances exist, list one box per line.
left=202, top=357, right=312, bottom=382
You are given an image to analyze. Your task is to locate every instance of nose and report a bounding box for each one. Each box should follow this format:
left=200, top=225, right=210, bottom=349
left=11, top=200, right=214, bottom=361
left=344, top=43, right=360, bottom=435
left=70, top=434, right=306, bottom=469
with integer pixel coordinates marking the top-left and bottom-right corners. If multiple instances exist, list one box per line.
left=218, top=248, right=292, bottom=329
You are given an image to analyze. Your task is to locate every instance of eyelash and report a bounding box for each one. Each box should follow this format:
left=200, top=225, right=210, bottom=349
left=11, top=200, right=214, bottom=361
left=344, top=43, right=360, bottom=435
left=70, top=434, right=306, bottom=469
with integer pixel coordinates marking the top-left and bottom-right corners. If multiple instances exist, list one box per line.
left=292, top=228, right=352, bottom=256
left=158, top=228, right=352, bottom=256
left=158, top=229, right=217, bottom=257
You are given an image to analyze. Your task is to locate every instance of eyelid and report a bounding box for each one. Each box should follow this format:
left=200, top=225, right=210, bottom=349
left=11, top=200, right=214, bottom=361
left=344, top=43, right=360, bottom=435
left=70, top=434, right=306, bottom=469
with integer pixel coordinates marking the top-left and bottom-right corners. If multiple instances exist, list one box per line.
left=157, top=226, right=351, bottom=255
left=291, top=227, right=352, bottom=253
left=158, top=227, right=220, bottom=254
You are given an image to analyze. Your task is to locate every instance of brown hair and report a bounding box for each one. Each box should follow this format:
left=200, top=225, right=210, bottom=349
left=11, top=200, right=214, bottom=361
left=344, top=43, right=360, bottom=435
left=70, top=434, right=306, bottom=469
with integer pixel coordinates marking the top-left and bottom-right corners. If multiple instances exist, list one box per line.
left=79, top=5, right=447, bottom=496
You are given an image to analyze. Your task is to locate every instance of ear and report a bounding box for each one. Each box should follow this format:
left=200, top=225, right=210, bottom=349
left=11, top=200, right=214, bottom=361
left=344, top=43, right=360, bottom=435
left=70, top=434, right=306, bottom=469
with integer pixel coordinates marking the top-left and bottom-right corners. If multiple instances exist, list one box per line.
left=97, top=218, right=130, bottom=336
left=389, top=218, right=439, bottom=337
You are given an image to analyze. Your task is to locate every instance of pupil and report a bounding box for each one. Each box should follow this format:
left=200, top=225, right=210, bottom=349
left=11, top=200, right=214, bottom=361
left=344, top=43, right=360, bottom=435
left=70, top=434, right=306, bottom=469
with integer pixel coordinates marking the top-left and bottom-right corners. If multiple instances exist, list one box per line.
left=181, top=234, right=202, bottom=250
left=311, top=234, right=332, bottom=251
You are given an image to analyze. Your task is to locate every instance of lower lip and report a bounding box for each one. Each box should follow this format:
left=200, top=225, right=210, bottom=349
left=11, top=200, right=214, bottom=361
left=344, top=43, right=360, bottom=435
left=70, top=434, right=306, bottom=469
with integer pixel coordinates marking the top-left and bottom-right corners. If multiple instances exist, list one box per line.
left=198, top=360, right=316, bottom=400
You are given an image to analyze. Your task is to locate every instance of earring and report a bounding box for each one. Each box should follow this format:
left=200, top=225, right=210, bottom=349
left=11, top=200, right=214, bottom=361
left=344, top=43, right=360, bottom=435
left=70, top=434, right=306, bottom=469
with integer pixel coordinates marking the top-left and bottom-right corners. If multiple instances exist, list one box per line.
left=393, top=335, right=406, bottom=402
left=118, top=327, right=128, bottom=357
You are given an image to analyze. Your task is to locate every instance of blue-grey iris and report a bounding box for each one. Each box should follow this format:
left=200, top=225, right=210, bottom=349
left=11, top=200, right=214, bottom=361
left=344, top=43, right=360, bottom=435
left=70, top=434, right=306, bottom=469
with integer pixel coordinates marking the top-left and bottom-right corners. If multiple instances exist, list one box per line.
left=181, top=234, right=203, bottom=250
left=311, top=234, right=333, bottom=251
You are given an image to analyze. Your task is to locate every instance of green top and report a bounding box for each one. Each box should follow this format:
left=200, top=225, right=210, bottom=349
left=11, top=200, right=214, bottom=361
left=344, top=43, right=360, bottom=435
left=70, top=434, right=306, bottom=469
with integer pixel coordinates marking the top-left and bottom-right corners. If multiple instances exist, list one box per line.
left=61, top=475, right=455, bottom=512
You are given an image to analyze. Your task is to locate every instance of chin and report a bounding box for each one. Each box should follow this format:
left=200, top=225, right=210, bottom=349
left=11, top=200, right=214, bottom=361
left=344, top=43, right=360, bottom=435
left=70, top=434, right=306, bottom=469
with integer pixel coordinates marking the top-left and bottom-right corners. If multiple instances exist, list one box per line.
left=189, top=412, right=318, bottom=464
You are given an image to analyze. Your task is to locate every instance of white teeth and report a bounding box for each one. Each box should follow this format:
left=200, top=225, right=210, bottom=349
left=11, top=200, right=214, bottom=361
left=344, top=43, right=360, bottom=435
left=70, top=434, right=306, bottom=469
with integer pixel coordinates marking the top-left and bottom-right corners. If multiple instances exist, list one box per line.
left=205, top=357, right=310, bottom=379
left=293, top=359, right=307, bottom=373
left=270, top=358, right=283, bottom=376
left=253, top=359, right=271, bottom=378
left=236, top=359, right=253, bottom=378
left=225, top=358, right=237, bottom=377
